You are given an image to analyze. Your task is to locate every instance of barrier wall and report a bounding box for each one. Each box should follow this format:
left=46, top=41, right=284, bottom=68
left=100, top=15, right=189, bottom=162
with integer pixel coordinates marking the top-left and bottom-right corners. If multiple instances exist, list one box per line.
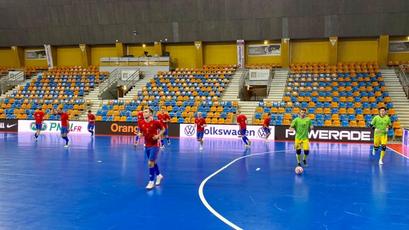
left=6, top=121, right=375, bottom=143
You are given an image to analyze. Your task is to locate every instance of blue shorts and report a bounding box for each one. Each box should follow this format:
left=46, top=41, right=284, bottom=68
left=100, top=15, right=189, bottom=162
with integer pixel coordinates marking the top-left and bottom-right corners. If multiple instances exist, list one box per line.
left=88, top=123, right=95, bottom=130
left=197, top=131, right=204, bottom=140
left=263, top=127, right=271, bottom=135
left=145, top=146, right=160, bottom=161
left=240, top=129, right=247, bottom=136
left=61, top=127, right=69, bottom=135
left=163, top=128, right=168, bottom=136
left=35, top=124, right=42, bottom=130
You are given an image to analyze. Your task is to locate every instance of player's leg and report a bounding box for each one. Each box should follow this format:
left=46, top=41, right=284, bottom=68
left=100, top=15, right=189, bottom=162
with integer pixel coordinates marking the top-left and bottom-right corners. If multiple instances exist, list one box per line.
left=35, top=124, right=41, bottom=140
left=135, top=128, right=140, bottom=145
left=295, top=139, right=302, bottom=166
left=379, top=135, right=388, bottom=165
left=165, top=128, right=170, bottom=145
left=88, top=123, right=94, bottom=136
left=61, top=127, right=69, bottom=147
left=146, top=147, right=156, bottom=189
left=241, top=129, right=251, bottom=146
left=264, top=127, right=271, bottom=141
left=197, top=131, right=204, bottom=150
left=373, top=136, right=381, bottom=156
left=303, top=139, right=310, bottom=166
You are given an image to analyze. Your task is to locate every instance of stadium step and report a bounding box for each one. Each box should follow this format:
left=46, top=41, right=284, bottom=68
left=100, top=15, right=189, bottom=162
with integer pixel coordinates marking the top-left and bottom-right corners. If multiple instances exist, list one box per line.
left=381, top=68, right=409, bottom=128
left=0, top=75, right=38, bottom=99
left=221, top=69, right=246, bottom=101
left=264, top=69, right=288, bottom=102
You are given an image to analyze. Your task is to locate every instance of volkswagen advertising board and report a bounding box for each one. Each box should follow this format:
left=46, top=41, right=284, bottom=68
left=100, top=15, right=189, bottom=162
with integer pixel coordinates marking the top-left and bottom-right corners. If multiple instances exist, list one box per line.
left=180, top=124, right=275, bottom=140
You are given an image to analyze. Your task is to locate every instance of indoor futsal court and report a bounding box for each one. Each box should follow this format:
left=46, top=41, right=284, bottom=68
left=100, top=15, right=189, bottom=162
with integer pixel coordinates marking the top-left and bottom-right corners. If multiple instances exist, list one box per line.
left=1, top=133, right=409, bottom=229
left=1, top=0, right=409, bottom=229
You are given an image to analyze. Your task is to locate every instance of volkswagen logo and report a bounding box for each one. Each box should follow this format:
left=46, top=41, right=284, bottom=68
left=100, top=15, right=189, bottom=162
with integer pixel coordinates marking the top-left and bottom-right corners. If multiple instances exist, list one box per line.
left=184, top=125, right=195, bottom=136
left=257, top=127, right=268, bottom=138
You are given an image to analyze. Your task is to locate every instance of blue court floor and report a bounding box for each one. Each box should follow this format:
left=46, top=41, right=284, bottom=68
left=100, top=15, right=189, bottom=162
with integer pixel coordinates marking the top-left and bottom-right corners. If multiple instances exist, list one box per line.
left=0, top=133, right=409, bottom=230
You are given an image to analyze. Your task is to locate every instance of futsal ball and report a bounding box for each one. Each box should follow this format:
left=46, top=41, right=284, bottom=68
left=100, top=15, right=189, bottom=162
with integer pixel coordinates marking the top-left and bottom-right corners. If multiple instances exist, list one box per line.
left=295, top=166, right=304, bottom=175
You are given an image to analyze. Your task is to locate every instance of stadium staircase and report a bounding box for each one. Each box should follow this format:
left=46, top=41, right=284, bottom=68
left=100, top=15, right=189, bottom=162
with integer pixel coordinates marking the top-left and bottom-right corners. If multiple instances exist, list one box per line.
left=264, top=69, right=288, bottom=102
left=382, top=69, right=409, bottom=129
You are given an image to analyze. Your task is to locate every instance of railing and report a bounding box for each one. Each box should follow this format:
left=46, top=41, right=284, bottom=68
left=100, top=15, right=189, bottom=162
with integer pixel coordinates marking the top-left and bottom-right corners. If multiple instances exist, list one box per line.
left=238, top=70, right=249, bottom=100
left=396, top=64, right=409, bottom=99
left=122, top=71, right=140, bottom=94
left=98, top=68, right=121, bottom=98
left=7, top=71, right=25, bottom=85
left=266, top=69, right=274, bottom=96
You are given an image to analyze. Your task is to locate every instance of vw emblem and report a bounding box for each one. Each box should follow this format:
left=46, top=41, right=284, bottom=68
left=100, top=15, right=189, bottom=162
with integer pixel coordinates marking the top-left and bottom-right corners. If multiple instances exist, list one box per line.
left=184, top=125, right=195, bottom=136
left=257, top=127, right=267, bottom=138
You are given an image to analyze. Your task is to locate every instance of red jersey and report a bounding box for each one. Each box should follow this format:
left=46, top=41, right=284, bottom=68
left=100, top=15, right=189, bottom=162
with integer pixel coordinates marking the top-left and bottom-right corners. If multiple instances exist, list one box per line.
left=34, top=111, right=45, bottom=124
left=157, top=112, right=170, bottom=128
left=88, top=114, right=95, bottom=124
left=237, top=114, right=247, bottom=129
left=141, top=120, right=163, bottom=147
left=263, top=117, right=271, bottom=127
left=195, top=117, right=206, bottom=132
left=59, top=112, right=69, bottom=127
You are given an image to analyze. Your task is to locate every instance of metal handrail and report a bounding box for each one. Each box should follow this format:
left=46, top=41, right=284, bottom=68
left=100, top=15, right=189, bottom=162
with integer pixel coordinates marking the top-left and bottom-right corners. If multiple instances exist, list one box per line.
left=123, top=71, right=140, bottom=93
left=98, top=68, right=121, bottom=97
left=396, top=64, right=409, bottom=99
left=238, top=70, right=248, bottom=100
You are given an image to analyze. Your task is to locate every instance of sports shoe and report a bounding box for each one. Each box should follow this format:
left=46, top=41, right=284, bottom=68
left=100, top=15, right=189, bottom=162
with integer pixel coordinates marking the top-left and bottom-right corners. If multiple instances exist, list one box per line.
left=379, top=160, right=384, bottom=165
left=155, top=174, right=164, bottom=186
left=167, top=141, right=171, bottom=145
left=199, top=145, right=203, bottom=151
left=64, top=144, right=69, bottom=148
left=303, top=160, right=308, bottom=167
left=146, top=181, right=155, bottom=190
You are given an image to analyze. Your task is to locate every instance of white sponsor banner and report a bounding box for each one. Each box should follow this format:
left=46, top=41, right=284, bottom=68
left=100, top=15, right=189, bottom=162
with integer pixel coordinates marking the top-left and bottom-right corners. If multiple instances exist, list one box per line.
left=18, top=120, right=89, bottom=134
left=180, top=124, right=275, bottom=140
left=248, top=44, right=281, bottom=56
left=249, top=69, right=270, bottom=81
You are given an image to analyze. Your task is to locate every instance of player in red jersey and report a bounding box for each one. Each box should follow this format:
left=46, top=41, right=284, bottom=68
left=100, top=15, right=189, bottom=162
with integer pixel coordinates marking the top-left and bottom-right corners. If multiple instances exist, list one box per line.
left=53, top=109, right=70, bottom=147
left=135, top=110, right=145, bottom=146
left=195, top=112, right=207, bottom=150
left=33, top=108, right=45, bottom=141
left=87, top=110, right=95, bottom=136
left=140, top=108, right=165, bottom=190
left=237, top=112, right=251, bottom=147
left=262, top=113, right=272, bottom=142
left=157, top=107, right=171, bottom=147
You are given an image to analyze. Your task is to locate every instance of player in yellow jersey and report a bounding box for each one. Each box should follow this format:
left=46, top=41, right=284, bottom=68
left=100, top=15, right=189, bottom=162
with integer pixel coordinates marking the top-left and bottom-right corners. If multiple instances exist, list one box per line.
left=370, top=107, right=392, bottom=165
left=289, top=108, right=313, bottom=167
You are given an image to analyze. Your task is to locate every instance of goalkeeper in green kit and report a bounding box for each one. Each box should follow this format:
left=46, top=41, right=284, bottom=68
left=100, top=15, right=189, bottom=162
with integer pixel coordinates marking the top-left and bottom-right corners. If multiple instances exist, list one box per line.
left=370, top=107, right=392, bottom=165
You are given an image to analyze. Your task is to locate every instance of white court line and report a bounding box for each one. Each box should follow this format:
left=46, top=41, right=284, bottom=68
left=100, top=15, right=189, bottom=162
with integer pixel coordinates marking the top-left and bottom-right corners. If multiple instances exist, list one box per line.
left=198, top=150, right=289, bottom=230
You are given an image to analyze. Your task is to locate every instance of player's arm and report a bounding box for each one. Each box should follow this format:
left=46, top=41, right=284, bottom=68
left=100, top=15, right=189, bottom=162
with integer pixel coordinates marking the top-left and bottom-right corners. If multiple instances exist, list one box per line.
left=289, top=118, right=296, bottom=131
left=153, top=123, right=165, bottom=140
left=369, top=117, right=377, bottom=131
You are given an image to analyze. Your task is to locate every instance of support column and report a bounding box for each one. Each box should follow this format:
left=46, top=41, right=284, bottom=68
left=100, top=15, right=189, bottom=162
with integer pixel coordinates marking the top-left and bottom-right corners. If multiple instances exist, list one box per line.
left=79, top=44, right=91, bottom=67
left=115, top=41, right=126, bottom=57
left=281, top=38, right=290, bottom=68
left=11, top=46, right=24, bottom=67
left=329, top=36, right=338, bottom=65
left=194, top=41, right=203, bottom=68
left=154, top=42, right=164, bottom=56
left=378, top=35, right=389, bottom=67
